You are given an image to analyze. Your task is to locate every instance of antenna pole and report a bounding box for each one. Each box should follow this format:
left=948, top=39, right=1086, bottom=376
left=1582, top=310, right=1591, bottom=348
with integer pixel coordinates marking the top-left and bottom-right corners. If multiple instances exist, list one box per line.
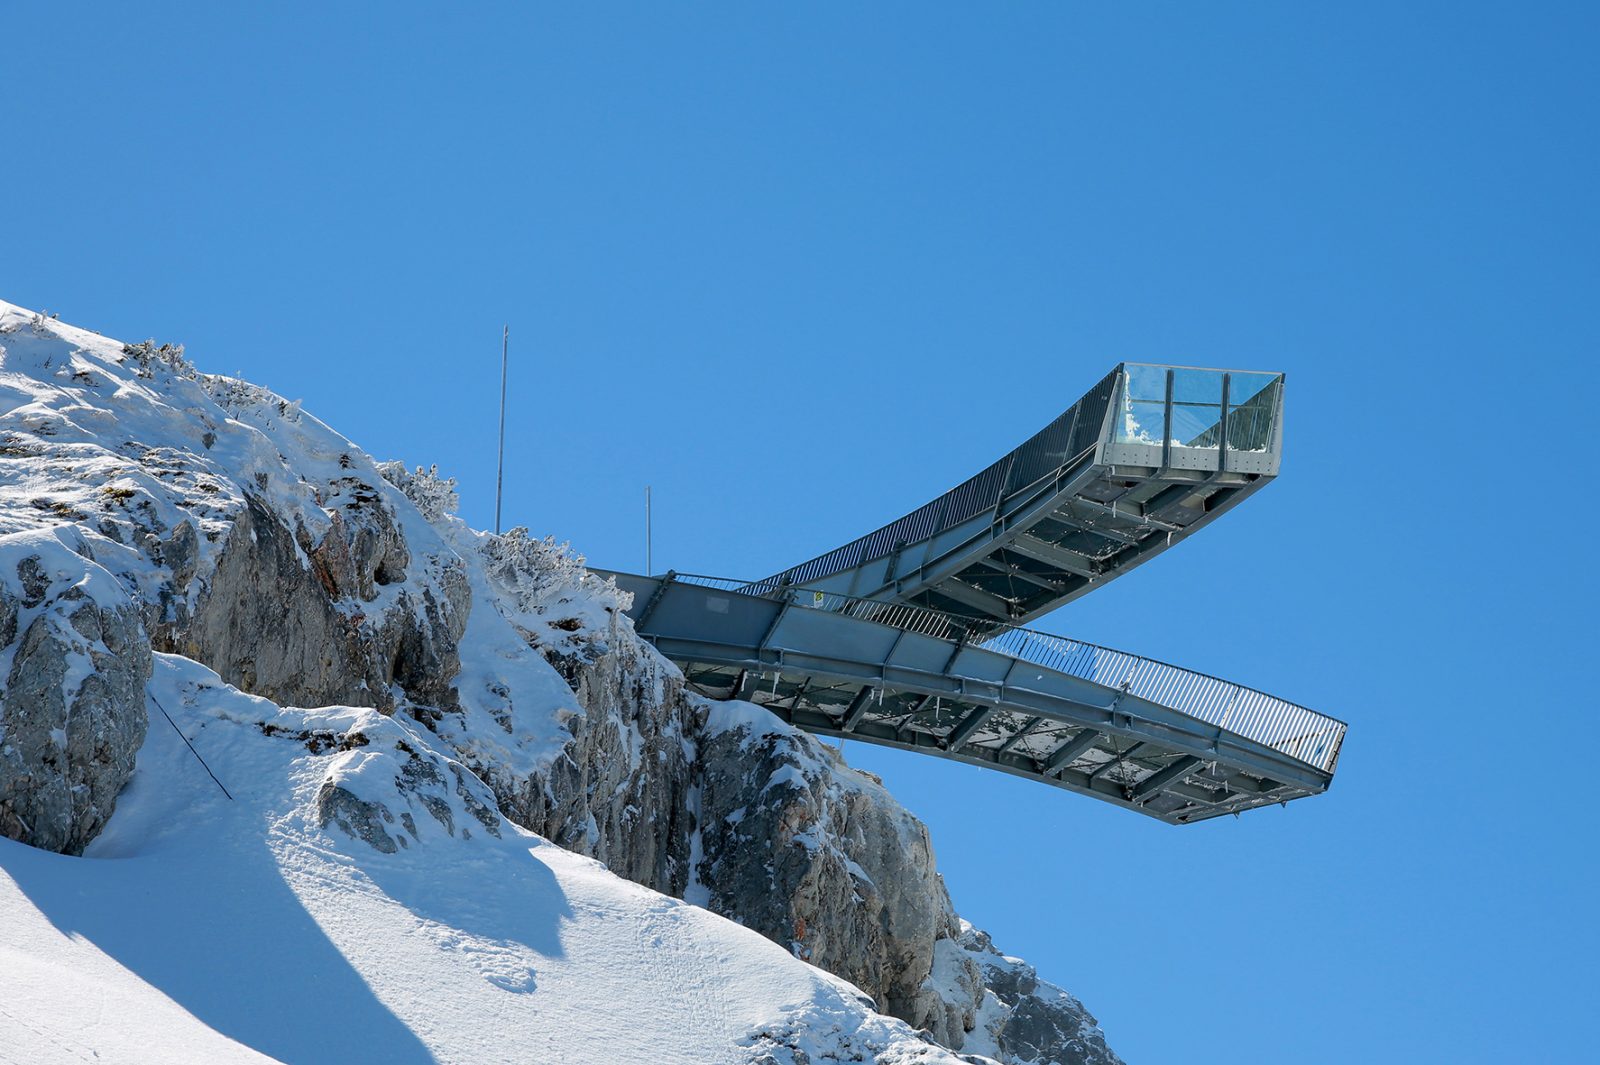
left=495, top=325, right=508, bottom=535
left=646, top=485, right=653, bottom=575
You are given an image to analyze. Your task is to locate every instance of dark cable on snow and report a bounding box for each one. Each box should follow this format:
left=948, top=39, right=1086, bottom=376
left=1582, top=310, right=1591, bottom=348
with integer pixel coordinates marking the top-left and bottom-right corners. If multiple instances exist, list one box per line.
left=150, top=694, right=234, bottom=802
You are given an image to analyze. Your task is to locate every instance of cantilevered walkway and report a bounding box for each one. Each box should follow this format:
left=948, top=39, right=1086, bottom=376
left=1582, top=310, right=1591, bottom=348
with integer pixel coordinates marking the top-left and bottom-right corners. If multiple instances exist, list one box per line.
left=746, top=363, right=1287, bottom=631
left=600, top=363, right=1344, bottom=824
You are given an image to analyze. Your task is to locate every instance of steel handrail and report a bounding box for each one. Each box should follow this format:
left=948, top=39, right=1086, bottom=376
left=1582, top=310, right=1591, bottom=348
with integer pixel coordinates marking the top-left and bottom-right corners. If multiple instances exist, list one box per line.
left=745, top=367, right=1121, bottom=594
left=667, top=571, right=1345, bottom=774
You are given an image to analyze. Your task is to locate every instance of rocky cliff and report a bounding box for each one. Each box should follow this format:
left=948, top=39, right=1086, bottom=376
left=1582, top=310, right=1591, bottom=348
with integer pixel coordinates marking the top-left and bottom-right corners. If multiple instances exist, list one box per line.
left=0, top=302, right=1122, bottom=1065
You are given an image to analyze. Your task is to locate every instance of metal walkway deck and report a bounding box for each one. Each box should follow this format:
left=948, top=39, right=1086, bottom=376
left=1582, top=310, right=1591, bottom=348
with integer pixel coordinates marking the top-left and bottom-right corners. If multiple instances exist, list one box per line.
left=603, top=571, right=1344, bottom=824
left=602, top=362, right=1342, bottom=823
left=748, top=363, right=1286, bottom=633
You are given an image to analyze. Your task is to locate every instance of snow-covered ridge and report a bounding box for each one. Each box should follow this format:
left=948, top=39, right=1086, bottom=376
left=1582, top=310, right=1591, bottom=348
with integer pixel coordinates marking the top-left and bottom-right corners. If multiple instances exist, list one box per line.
left=4, top=650, right=966, bottom=1064
left=0, top=300, right=1123, bottom=1064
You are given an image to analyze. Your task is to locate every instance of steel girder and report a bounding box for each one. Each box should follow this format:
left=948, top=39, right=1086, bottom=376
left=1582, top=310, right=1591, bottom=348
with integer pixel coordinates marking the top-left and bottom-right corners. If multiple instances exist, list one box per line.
left=749, top=364, right=1288, bottom=635
left=603, top=573, right=1334, bottom=825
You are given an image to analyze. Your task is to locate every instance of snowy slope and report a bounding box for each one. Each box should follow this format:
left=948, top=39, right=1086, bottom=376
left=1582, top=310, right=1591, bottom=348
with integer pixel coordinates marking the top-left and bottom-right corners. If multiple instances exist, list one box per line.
left=1, top=652, right=970, bottom=1065
left=0, top=300, right=979, bottom=1064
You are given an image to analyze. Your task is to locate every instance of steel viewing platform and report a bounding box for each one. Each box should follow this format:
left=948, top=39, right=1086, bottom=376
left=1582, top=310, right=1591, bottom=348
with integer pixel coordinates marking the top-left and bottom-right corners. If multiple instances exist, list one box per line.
left=600, top=363, right=1344, bottom=823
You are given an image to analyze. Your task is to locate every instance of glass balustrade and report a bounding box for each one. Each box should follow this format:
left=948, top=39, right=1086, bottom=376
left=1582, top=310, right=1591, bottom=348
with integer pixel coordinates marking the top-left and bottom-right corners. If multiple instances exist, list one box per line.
left=1107, top=364, right=1282, bottom=472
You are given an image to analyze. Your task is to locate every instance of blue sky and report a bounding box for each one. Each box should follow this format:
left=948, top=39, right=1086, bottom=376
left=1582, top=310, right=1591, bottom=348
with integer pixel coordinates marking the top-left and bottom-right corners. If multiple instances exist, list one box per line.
left=5, top=3, right=1596, bottom=1061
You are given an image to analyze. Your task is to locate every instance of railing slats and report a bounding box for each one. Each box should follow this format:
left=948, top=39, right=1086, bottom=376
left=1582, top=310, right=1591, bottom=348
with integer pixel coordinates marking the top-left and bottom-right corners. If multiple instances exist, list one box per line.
left=668, top=571, right=1344, bottom=774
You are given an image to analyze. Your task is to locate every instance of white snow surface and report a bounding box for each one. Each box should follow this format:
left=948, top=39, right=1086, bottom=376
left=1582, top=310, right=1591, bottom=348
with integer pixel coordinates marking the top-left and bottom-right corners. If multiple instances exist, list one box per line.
left=0, top=301, right=972, bottom=1065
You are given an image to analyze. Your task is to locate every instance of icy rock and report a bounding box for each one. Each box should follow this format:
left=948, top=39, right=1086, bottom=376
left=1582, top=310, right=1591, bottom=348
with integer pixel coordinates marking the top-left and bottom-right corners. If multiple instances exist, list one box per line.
left=317, top=781, right=401, bottom=853
left=164, top=490, right=467, bottom=714
left=0, top=539, right=151, bottom=855
left=313, top=718, right=504, bottom=853
left=695, top=710, right=978, bottom=1048
left=957, top=925, right=1125, bottom=1065
left=491, top=630, right=698, bottom=897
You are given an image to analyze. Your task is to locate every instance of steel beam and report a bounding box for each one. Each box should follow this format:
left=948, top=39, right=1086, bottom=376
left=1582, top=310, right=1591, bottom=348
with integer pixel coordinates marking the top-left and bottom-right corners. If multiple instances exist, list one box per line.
left=635, top=570, right=676, bottom=628
left=1042, top=728, right=1103, bottom=777
left=974, top=557, right=1072, bottom=595
left=996, top=715, right=1043, bottom=756
left=927, top=577, right=1019, bottom=619
left=1088, top=741, right=1145, bottom=782
left=1130, top=755, right=1202, bottom=802
left=840, top=687, right=875, bottom=732
left=1007, top=534, right=1106, bottom=578
left=787, top=678, right=812, bottom=711
left=1062, top=492, right=1177, bottom=534
left=644, top=629, right=1334, bottom=794
left=944, top=705, right=996, bottom=753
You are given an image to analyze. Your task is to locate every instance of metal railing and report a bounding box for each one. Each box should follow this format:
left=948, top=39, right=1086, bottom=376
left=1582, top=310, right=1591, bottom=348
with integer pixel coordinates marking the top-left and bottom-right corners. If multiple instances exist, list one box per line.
left=979, top=628, right=1343, bottom=774
left=668, top=572, right=1345, bottom=774
left=745, top=367, right=1120, bottom=595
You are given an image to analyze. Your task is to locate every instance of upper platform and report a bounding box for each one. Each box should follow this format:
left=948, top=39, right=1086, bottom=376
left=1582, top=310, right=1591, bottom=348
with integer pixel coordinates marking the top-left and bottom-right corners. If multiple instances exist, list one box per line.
left=747, top=364, right=1285, bottom=634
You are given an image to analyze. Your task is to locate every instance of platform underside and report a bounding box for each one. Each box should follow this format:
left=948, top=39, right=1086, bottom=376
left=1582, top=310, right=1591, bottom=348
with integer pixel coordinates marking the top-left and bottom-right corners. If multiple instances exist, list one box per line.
left=605, top=572, right=1341, bottom=826
left=838, top=458, right=1273, bottom=634
left=682, top=662, right=1319, bottom=824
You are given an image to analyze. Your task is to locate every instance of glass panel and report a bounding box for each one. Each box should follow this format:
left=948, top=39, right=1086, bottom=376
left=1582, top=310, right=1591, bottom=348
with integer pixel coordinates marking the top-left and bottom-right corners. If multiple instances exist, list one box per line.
left=1168, top=368, right=1224, bottom=448
left=1119, top=400, right=1166, bottom=445
left=1122, top=364, right=1169, bottom=402
left=1113, top=366, right=1281, bottom=454
left=1225, top=373, right=1280, bottom=452
left=1115, top=366, right=1167, bottom=445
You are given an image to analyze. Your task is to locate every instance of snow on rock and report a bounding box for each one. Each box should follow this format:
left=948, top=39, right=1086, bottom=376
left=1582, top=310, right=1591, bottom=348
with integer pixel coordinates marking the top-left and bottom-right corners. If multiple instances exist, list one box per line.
left=2, top=653, right=973, bottom=1064
left=0, top=526, right=151, bottom=853
left=0, top=298, right=1122, bottom=1064
left=0, top=299, right=472, bottom=723
left=697, top=698, right=977, bottom=1042
left=694, top=700, right=1124, bottom=1064
left=952, top=924, right=1122, bottom=1065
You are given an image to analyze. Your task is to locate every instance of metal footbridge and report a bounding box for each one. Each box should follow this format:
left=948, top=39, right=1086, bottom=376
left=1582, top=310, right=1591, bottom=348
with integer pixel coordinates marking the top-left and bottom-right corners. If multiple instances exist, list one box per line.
left=602, top=363, right=1344, bottom=824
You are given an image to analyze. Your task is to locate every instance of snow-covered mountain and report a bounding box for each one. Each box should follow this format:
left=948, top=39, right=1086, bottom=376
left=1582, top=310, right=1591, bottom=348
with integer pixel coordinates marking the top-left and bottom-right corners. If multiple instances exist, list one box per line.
left=0, top=300, right=1122, bottom=1065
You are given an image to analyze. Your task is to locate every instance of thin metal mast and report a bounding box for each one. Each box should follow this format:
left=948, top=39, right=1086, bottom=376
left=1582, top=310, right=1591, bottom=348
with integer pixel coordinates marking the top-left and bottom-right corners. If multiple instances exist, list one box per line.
left=646, top=485, right=653, bottom=575
left=495, top=325, right=508, bottom=535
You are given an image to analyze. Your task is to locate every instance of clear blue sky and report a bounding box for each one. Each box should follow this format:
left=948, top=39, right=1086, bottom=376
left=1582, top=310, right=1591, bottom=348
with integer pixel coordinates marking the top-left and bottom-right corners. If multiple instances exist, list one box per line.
left=6, top=4, right=1596, bottom=1061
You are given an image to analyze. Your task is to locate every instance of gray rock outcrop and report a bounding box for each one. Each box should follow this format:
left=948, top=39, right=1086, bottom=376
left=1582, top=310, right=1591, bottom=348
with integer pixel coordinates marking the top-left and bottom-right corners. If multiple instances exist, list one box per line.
left=161, top=489, right=469, bottom=716
left=474, top=599, right=1124, bottom=1064
left=695, top=709, right=979, bottom=1046
left=492, top=631, right=698, bottom=896
left=0, top=538, right=151, bottom=855
left=958, top=925, right=1124, bottom=1065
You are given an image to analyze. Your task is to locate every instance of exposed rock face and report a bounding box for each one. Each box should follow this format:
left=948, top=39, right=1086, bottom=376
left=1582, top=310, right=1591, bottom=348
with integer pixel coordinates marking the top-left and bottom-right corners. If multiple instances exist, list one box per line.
left=494, top=632, right=698, bottom=896
left=695, top=708, right=979, bottom=1047
left=958, top=925, right=1124, bottom=1065
left=0, top=535, right=152, bottom=855
left=162, top=490, right=469, bottom=716
left=493, top=615, right=1125, bottom=1064
left=164, top=492, right=378, bottom=709
left=315, top=730, right=503, bottom=855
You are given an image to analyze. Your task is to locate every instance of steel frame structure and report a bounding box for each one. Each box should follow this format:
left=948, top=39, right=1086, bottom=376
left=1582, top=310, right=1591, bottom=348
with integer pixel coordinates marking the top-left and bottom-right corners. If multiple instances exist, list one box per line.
left=744, top=364, right=1286, bottom=633
left=600, top=362, right=1343, bottom=823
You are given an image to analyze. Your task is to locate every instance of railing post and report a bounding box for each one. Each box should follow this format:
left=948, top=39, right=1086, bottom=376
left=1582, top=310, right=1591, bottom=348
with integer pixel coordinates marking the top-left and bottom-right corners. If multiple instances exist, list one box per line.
left=1218, top=371, right=1231, bottom=473
left=1162, top=367, right=1174, bottom=470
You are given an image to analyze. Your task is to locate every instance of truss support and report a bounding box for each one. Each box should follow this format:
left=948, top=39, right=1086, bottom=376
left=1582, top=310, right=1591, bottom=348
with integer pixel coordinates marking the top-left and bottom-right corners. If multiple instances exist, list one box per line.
left=944, top=705, right=995, bottom=753
left=1042, top=729, right=1103, bottom=777
left=1088, top=742, right=1145, bottom=782
left=1130, top=755, right=1202, bottom=802
left=840, top=687, right=874, bottom=733
left=1007, top=534, right=1105, bottom=579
